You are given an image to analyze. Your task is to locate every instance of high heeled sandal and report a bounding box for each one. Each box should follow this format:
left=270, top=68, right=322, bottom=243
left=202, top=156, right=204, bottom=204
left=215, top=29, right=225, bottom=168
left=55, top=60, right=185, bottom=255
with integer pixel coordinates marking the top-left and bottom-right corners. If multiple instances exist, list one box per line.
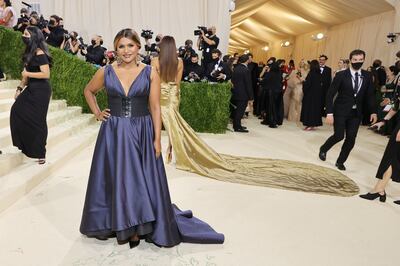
left=359, top=191, right=386, bottom=202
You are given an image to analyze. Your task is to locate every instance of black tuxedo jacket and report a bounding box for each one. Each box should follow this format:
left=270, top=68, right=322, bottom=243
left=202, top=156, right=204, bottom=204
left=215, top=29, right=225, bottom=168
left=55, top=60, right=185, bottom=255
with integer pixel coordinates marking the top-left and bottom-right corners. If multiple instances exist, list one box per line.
left=231, top=64, right=253, bottom=101
left=321, top=66, right=332, bottom=92
left=326, top=69, right=376, bottom=117
left=206, top=60, right=232, bottom=82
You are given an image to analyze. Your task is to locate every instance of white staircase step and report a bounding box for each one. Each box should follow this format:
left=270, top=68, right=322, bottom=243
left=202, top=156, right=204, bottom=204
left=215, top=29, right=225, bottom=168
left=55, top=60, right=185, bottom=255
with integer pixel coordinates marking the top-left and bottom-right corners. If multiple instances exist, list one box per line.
left=0, top=98, right=67, bottom=112
left=0, top=123, right=100, bottom=213
left=0, top=112, right=95, bottom=155
left=0, top=106, right=82, bottom=129
left=0, top=80, right=20, bottom=90
left=0, top=88, right=15, bottom=100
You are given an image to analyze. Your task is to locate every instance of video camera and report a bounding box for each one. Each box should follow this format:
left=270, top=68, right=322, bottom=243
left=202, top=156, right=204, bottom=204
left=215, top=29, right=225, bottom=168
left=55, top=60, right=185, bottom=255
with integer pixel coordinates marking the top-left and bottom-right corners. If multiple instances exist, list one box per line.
left=194, top=26, right=209, bottom=36
left=141, top=29, right=153, bottom=39
left=77, top=36, right=88, bottom=49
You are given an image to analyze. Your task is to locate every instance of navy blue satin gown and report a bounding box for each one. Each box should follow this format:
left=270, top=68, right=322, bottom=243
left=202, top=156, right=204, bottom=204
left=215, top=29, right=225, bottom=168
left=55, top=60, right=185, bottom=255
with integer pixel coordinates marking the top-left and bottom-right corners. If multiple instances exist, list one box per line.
left=79, top=65, right=224, bottom=247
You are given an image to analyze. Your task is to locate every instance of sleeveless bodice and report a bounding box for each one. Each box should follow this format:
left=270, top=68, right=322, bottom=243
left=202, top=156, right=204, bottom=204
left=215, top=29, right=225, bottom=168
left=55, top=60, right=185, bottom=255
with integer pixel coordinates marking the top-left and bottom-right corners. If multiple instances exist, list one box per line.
left=104, top=65, right=151, bottom=117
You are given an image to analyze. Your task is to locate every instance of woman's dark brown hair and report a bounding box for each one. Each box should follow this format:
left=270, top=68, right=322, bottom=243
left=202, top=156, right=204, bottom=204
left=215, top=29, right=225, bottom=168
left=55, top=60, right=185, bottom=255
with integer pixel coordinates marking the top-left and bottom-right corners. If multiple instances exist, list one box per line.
left=113, top=28, right=141, bottom=51
left=159, top=36, right=178, bottom=82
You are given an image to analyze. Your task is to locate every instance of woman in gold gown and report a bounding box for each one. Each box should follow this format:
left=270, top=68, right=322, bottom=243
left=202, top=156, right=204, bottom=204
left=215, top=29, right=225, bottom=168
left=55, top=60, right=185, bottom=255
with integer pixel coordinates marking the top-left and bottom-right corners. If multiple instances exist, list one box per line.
left=152, top=37, right=358, bottom=197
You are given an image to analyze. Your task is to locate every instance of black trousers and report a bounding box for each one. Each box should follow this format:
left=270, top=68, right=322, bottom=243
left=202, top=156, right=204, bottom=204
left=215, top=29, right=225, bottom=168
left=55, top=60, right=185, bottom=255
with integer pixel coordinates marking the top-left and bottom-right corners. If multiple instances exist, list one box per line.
left=320, top=110, right=361, bottom=164
left=266, top=90, right=283, bottom=126
left=233, top=100, right=247, bottom=130
left=0, top=67, right=4, bottom=79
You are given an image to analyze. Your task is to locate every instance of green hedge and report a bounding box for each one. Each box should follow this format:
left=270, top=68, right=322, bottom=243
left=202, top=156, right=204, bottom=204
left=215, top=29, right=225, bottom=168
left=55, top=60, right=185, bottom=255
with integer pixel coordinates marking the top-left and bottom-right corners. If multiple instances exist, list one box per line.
left=0, top=26, right=230, bottom=133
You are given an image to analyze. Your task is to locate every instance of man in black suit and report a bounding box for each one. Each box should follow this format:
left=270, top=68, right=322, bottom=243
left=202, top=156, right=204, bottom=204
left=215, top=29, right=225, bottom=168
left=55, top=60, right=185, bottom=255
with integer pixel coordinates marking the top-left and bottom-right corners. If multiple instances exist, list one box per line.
left=319, top=49, right=377, bottom=170
left=206, top=49, right=232, bottom=82
left=231, top=54, right=253, bottom=132
left=319, top=54, right=332, bottom=116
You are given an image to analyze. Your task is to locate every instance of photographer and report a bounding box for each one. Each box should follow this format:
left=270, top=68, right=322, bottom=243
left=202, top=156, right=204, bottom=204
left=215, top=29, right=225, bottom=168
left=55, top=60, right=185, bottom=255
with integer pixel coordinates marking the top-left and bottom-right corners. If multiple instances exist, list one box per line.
left=13, top=8, right=29, bottom=32
left=60, top=31, right=80, bottom=55
left=43, top=15, right=65, bottom=48
left=143, top=31, right=162, bottom=54
left=206, top=49, right=231, bottom=82
left=81, top=35, right=106, bottom=66
left=183, top=53, right=203, bottom=82
left=197, top=26, right=219, bottom=68
left=179, top=39, right=196, bottom=64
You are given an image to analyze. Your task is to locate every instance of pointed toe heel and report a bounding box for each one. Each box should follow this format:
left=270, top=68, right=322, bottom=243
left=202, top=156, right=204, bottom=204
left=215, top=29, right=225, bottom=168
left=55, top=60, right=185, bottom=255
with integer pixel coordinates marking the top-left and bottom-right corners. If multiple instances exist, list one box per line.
left=359, top=191, right=386, bottom=202
left=129, top=240, right=140, bottom=249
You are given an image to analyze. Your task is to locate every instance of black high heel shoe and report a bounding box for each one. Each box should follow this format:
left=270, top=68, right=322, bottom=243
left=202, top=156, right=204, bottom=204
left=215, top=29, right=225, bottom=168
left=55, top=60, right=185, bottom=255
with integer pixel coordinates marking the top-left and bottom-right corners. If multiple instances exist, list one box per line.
left=359, top=191, right=386, bottom=202
left=129, top=239, right=140, bottom=249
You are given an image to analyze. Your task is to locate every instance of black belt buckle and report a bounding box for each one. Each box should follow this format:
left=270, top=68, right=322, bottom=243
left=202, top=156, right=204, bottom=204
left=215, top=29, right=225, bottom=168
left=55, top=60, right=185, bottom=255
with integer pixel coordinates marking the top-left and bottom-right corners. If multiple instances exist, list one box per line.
left=121, top=97, right=132, bottom=117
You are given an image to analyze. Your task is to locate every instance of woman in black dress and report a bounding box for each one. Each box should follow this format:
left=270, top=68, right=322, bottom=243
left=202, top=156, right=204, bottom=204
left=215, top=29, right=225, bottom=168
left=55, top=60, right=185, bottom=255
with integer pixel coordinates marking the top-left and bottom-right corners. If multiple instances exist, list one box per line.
left=300, top=60, right=323, bottom=130
left=260, top=60, right=283, bottom=128
left=359, top=83, right=400, bottom=204
left=10, top=26, right=52, bottom=164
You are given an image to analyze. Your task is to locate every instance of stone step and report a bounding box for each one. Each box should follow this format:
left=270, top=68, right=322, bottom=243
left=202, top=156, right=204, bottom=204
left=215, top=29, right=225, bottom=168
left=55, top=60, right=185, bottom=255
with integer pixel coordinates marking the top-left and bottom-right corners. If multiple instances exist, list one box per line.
left=0, top=88, right=15, bottom=100
left=0, top=123, right=100, bottom=213
left=0, top=106, right=82, bottom=129
left=0, top=111, right=94, bottom=151
left=0, top=98, right=67, bottom=113
left=0, top=80, right=20, bottom=90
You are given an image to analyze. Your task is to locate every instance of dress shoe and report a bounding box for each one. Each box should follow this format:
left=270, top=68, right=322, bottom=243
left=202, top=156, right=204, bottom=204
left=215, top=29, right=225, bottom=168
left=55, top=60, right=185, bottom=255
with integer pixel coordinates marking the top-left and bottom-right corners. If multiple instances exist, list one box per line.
left=129, top=240, right=140, bottom=249
left=241, top=126, right=247, bottom=130
left=234, top=128, right=249, bottom=133
left=318, top=150, right=326, bottom=161
left=359, top=191, right=386, bottom=202
left=260, top=120, right=269, bottom=125
left=335, top=162, right=346, bottom=171
left=269, top=125, right=277, bottom=128
left=95, top=235, right=110, bottom=241
left=394, top=200, right=400, bottom=205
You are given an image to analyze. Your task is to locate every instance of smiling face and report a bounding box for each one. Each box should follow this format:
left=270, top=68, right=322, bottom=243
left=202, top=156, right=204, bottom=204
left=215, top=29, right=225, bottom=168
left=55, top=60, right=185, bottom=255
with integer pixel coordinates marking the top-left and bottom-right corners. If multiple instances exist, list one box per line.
left=115, top=37, right=140, bottom=65
left=319, top=56, right=326, bottom=66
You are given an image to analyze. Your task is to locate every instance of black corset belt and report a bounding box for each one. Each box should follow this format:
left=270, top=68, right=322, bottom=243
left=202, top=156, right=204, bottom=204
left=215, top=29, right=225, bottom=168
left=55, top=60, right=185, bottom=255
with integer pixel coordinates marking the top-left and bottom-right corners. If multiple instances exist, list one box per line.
left=108, top=96, right=150, bottom=117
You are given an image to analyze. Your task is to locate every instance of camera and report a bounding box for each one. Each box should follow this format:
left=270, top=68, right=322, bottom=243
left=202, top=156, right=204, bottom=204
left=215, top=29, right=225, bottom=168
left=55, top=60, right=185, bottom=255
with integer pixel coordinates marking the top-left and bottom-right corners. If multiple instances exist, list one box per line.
left=37, top=15, right=49, bottom=30
left=141, top=29, right=153, bottom=39
left=387, top=33, right=397, bottom=44
left=211, top=67, right=223, bottom=78
left=77, top=36, right=88, bottom=49
left=194, top=26, right=208, bottom=36
left=64, top=33, right=71, bottom=40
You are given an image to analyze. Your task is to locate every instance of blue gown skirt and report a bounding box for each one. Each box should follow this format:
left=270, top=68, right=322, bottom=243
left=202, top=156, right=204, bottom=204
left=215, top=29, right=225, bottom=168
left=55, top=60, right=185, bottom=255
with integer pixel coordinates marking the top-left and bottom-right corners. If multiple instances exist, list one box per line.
left=79, top=115, right=224, bottom=247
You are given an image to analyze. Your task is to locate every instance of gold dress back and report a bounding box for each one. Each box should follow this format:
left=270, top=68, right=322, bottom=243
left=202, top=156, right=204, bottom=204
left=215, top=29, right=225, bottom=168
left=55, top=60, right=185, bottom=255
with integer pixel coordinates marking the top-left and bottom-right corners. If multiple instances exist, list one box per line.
left=160, top=82, right=359, bottom=197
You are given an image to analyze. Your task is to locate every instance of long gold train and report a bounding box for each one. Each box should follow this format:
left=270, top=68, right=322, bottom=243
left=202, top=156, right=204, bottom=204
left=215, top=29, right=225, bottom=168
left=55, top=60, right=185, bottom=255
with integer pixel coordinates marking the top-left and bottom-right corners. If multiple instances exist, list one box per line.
left=160, top=82, right=359, bottom=197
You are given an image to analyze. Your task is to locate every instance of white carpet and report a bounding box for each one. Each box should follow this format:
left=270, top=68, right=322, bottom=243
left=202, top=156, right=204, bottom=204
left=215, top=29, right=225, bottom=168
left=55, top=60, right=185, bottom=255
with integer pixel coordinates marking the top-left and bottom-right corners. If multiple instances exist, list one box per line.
left=1, top=117, right=399, bottom=266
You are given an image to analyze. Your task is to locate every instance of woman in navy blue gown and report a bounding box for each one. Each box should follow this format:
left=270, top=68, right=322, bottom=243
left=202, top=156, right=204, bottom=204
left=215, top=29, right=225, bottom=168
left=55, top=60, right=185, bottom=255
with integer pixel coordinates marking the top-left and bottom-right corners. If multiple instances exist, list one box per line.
left=79, top=28, right=224, bottom=248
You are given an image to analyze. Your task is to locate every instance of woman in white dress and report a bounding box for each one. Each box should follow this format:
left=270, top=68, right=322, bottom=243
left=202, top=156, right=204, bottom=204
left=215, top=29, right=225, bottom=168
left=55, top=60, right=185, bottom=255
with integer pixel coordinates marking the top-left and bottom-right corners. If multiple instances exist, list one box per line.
left=287, top=59, right=309, bottom=122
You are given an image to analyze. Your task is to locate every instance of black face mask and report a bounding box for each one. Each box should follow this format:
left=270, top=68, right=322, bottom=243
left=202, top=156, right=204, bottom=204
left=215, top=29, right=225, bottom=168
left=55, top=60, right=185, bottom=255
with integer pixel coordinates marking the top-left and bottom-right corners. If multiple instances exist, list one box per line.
left=372, top=63, right=380, bottom=68
left=22, top=36, right=31, bottom=46
left=91, top=40, right=96, bottom=46
left=351, top=62, right=363, bottom=70
left=155, top=37, right=160, bottom=42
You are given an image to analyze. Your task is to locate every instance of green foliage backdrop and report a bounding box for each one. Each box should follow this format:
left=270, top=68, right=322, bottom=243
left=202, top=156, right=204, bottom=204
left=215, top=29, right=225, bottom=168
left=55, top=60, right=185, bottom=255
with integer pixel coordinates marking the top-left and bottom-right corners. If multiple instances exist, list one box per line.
left=0, top=26, right=230, bottom=133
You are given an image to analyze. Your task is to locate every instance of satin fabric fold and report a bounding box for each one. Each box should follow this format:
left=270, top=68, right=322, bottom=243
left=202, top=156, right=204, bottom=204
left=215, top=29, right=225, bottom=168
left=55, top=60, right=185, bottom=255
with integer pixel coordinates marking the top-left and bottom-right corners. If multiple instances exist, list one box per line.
left=160, top=82, right=359, bottom=197
left=79, top=65, right=224, bottom=247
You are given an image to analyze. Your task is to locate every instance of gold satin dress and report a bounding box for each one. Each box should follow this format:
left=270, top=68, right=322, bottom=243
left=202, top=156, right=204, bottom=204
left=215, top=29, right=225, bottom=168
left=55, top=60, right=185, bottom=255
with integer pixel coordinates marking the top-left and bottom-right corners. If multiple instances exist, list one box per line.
left=160, top=82, right=359, bottom=197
